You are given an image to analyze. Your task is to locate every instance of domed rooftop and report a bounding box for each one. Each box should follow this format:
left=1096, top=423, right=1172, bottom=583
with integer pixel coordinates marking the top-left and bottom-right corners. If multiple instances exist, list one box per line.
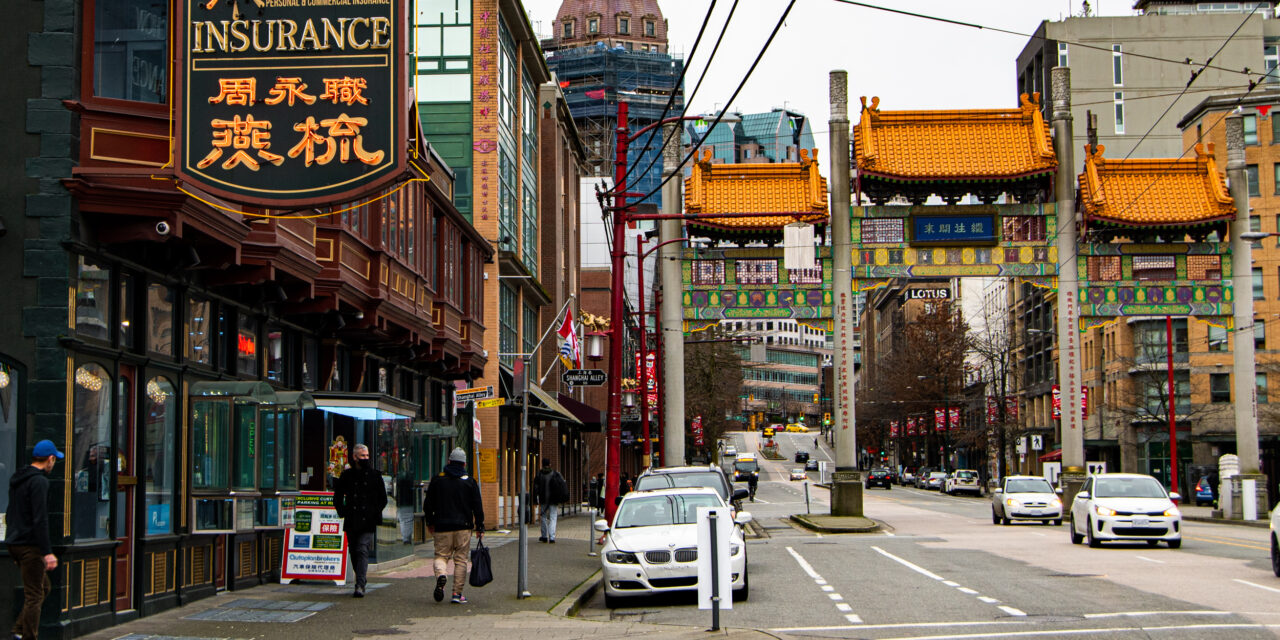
left=554, top=0, right=668, bottom=49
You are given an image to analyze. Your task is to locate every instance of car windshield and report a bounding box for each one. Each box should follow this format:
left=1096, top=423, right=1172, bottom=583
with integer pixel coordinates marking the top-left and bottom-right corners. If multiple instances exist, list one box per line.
left=614, top=494, right=724, bottom=528
left=634, top=472, right=727, bottom=499
left=1005, top=478, right=1054, bottom=493
left=1093, top=477, right=1167, bottom=499
left=955, top=471, right=976, bottom=479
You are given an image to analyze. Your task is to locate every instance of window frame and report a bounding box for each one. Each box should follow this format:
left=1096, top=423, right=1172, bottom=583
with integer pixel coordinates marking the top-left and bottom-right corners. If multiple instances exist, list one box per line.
left=1247, top=164, right=1261, bottom=197
left=1114, top=91, right=1125, bottom=135
left=1210, top=372, right=1231, bottom=403
left=1112, top=44, right=1123, bottom=86
left=1244, top=114, right=1259, bottom=146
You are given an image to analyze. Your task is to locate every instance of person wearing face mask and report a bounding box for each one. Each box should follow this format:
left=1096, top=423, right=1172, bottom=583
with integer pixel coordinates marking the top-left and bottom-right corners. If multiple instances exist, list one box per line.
left=333, top=443, right=387, bottom=598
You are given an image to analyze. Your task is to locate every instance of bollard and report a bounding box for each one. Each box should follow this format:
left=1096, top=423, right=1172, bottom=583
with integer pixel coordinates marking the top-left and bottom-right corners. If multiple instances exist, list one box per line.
left=805, top=481, right=811, bottom=515
left=708, top=510, right=720, bottom=631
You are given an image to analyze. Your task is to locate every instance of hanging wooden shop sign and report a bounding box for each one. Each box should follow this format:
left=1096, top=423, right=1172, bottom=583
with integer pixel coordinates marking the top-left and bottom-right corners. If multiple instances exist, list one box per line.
left=174, top=0, right=408, bottom=207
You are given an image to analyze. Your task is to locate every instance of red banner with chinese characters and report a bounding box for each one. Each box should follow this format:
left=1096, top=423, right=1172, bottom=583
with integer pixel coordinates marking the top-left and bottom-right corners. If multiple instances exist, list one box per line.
left=634, top=352, right=658, bottom=406
left=907, top=417, right=917, bottom=436
left=986, top=396, right=998, bottom=425
left=890, top=421, right=899, bottom=438
left=934, top=408, right=945, bottom=432
left=949, top=407, right=960, bottom=431
left=691, top=415, right=704, bottom=446
left=1006, top=397, right=1019, bottom=420
left=175, top=0, right=407, bottom=207
left=1052, top=385, right=1089, bottom=419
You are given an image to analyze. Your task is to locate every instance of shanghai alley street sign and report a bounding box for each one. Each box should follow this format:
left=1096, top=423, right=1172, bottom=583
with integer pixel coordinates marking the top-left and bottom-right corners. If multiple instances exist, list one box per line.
left=175, top=0, right=407, bottom=207
left=562, top=369, right=608, bottom=387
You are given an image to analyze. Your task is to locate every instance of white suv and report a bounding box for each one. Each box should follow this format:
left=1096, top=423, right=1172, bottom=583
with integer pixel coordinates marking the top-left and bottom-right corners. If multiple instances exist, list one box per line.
left=1070, top=473, right=1181, bottom=549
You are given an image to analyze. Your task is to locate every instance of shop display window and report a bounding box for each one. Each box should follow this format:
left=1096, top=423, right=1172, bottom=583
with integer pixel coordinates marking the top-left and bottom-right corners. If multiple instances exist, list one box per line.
left=255, top=497, right=281, bottom=528
left=187, top=298, right=211, bottom=365
left=191, top=399, right=230, bottom=490
left=144, top=377, right=176, bottom=536
left=259, top=408, right=300, bottom=491
left=232, top=404, right=257, bottom=491
left=71, top=363, right=112, bottom=541
left=193, top=497, right=234, bottom=533
left=74, top=257, right=112, bottom=342
left=147, top=283, right=174, bottom=356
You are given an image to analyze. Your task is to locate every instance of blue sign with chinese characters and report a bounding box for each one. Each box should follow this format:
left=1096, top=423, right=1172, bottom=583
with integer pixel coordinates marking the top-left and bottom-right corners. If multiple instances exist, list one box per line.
left=911, top=215, right=997, bottom=245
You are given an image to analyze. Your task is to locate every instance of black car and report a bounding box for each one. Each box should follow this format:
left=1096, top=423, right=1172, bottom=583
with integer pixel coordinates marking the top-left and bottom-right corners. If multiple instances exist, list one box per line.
left=795, top=450, right=810, bottom=463
left=866, top=468, right=893, bottom=489
left=804, top=459, right=819, bottom=471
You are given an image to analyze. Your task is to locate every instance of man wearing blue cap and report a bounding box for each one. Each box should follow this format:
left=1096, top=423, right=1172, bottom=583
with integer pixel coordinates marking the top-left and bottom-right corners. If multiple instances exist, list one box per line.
left=6, top=439, right=62, bottom=640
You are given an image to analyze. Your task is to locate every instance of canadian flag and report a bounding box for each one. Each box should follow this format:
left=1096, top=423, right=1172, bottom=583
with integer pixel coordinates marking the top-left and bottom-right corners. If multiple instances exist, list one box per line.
left=556, top=307, right=580, bottom=369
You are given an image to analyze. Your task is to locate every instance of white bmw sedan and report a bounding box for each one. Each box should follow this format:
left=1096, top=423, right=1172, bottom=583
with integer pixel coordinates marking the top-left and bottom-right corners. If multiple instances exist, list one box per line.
left=596, top=487, right=750, bottom=607
left=1070, top=473, right=1181, bottom=548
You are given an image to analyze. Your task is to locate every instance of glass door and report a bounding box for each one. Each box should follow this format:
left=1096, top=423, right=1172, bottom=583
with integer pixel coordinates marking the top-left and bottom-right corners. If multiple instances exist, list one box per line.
left=115, top=366, right=136, bottom=611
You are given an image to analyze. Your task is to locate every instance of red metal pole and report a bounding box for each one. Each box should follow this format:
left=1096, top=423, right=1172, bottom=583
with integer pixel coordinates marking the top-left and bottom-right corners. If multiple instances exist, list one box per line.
left=1166, top=315, right=1180, bottom=500
left=604, top=102, right=629, bottom=523
left=637, top=234, right=651, bottom=469
left=654, top=294, right=664, bottom=467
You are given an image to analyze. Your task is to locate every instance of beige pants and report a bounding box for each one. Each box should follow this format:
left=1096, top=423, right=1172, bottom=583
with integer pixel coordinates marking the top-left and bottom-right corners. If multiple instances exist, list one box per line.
left=432, top=529, right=471, bottom=593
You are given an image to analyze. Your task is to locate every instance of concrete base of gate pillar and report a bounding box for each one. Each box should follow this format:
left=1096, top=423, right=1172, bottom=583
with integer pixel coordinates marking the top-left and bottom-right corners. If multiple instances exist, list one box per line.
left=831, top=470, right=864, bottom=517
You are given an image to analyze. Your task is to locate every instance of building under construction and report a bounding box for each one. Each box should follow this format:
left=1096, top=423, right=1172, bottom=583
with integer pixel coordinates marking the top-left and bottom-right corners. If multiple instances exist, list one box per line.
left=544, top=0, right=683, bottom=212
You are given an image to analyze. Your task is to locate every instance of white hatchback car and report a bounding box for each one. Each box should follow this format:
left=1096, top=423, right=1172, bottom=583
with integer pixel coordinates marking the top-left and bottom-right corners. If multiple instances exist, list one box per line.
left=596, top=487, right=750, bottom=607
left=1270, top=502, right=1280, bottom=577
left=1070, top=473, right=1181, bottom=548
left=992, top=475, right=1062, bottom=525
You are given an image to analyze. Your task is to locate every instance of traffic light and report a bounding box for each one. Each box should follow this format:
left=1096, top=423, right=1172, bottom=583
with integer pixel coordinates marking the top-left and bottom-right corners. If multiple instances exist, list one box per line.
left=813, top=393, right=819, bottom=402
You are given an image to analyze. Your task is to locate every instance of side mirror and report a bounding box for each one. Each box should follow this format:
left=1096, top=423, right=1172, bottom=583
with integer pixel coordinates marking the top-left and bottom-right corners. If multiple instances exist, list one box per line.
left=1055, top=488, right=1064, bottom=495
left=993, top=488, right=1003, bottom=495
left=1169, top=492, right=1182, bottom=502
left=731, top=488, right=749, bottom=501
left=593, top=519, right=610, bottom=533
left=734, top=512, right=753, bottom=525
left=1075, top=491, right=1090, bottom=500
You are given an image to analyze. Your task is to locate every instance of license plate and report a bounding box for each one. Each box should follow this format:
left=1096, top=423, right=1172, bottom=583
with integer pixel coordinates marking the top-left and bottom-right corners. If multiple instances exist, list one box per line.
left=1027, top=509, right=1042, bottom=515
left=1132, top=517, right=1150, bottom=527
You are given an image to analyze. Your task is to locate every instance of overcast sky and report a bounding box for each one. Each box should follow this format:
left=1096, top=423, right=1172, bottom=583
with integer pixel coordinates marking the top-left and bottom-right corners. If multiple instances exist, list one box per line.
left=522, top=0, right=1137, bottom=162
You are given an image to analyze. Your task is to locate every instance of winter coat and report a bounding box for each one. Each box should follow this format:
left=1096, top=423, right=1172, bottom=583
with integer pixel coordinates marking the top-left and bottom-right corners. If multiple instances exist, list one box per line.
left=333, top=465, right=388, bottom=535
left=423, top=462, right=484, bottom=532
left=5, top=466, right=52, bottom=554
left=532, top=468, right=569, bottom=506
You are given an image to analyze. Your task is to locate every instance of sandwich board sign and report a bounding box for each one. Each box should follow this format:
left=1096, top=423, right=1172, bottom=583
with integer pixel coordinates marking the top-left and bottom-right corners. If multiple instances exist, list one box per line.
left=281, top=491, right=348, bottom=585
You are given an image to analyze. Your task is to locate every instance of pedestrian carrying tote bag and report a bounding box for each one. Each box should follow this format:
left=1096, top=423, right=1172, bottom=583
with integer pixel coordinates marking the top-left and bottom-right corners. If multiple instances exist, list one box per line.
left=469, top=536, right=493, bottom=587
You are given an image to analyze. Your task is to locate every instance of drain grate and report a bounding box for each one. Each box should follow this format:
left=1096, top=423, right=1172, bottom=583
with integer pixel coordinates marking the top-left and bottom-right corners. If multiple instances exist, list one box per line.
left=182, top=597, right=335, bottom=623
left=353, top=629, right=409, bottom=635
left=115, top=635, right=252, bottom=640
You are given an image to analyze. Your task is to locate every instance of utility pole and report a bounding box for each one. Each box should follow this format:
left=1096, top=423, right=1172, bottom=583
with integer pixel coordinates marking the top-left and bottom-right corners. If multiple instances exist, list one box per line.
left=1051, top=66, right=1086, bottom=505
left=603, top=102, right=630, bottom=521
left=660, top=121, right=686, bottom=468
left=1225, top=113, right=1267, bottom=518
left=828, top=69, right=862, bottom=516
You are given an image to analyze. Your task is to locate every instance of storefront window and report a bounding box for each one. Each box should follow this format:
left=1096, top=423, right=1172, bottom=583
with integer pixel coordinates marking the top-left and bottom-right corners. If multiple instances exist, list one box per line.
left=119, top=274, right=136, bottom=349
left=93, top=0, right=167, bottom=103
left=72, top=363, right=112, bottom=541
left=187, top=298, right=211, bottom=364
left=0, top=361, right=21, bottom=516
left=192, top=399, right=230, bottom=490
left=260, top=408, right=278, bottom=490
left=237, top=314, right=258, bottom=376
left=266, top=327, right=285, bottom=383
left=259, top=408, right=300, bottom=491
left=144, top=377, right=176, bottom=535
left=147, top=282, right=174, bottom=356
left=303, top=338, right=319, bottom=390
left=75, top=256, right=112, bottom=342
left=232, top=404, right=257, bottom=490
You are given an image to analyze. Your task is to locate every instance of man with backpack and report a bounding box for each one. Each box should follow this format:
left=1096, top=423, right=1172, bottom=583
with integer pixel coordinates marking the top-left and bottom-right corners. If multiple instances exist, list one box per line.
left=532, top=459, right=569, bottom=543
left=424, top=448, right=484, bottom=604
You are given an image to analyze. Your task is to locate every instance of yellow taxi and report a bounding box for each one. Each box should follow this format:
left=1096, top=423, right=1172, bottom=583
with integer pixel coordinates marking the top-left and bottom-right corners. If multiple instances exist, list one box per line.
left=784, top=423, right=810, bottom=433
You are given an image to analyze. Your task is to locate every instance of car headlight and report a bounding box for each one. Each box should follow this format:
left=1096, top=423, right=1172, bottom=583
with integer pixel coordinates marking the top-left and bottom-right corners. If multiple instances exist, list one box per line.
left=1005, top=498, right=1021, bottom=508
left=605, top=551, right=639, bottom=564
left=730, top=544, right=741, bottom=556
left=1163, top=507, right=1180, bottom=517
left=1050, top=498, right=1062, bottom=508
left=1094, top=505, right=1117, bottom=517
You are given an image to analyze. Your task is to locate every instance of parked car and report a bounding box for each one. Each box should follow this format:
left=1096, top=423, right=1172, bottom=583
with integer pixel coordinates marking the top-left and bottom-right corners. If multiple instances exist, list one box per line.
left=723, top=445, right=738, bottom=458
left=633, top=465, right=746, bottom=505
left=1270, top=502, right=1280, bottom=577
left=914, top=467, right=934, bottom=489
left=866, top=468, right=893, bottom=489
left=804, top=458, right=819, bottom=471
left=992, top=475, right=1062, bottom=525
left=924, top=471, right=948, bottom=491
left=790, top=468, right=808, bottom=481
left=898, top=469, right=916, bottom=486
left=1193, top=476, right=1214, bottom=506
left=1069, top=473, right=1181, bottom=548
left=944, top=470, right=981, bottom=496
left=794, top=450, right=810, bottom=463
left=597, top=487, right=750, bottom=607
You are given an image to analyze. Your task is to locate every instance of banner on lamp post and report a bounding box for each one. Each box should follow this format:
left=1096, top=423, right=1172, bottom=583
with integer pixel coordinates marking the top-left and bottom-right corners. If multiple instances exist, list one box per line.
left=986, top=396, right=998, bottom=425
left=691, top=415, right=704, bottom=446
left=948, top=407, right=960, bottom=431
left=934, top=408, right=945, bottom=432
left=889, top=420, right=899, bottom=438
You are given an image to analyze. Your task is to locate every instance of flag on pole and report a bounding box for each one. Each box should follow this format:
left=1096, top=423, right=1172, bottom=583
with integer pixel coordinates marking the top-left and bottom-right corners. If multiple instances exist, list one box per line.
left=556, top=307, right=580, bottom=369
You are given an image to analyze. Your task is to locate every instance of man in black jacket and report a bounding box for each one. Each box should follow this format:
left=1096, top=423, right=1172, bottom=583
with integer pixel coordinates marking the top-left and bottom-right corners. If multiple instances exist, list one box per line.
left=6, top=439, right=62, bottom=640
left=333, top=444, right=387, bottom=598
left=423, top=447, right=483, bottom=604
left=532, top=459, right=568, bottom=543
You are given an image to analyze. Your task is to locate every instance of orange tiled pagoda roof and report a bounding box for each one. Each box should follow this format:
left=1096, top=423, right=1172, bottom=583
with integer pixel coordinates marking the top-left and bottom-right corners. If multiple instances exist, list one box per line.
left=1077, top=143, right=1234, bottom=227
left=683, top=147, right=829, bottom=231
left=854, top=93, right=1057, bottom=181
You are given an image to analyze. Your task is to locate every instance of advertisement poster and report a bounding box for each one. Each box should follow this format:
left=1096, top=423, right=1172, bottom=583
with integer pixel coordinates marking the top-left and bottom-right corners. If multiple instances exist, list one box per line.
left=281, top=491, right=347, bottom=585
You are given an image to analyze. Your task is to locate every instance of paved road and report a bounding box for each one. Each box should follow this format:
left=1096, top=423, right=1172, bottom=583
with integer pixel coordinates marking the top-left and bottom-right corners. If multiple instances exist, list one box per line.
left=579, top=430, right=1280, bottom=639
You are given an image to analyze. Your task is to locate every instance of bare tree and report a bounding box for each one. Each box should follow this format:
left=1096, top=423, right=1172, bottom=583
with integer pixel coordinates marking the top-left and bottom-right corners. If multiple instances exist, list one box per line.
left=684, top=326, right=746, bottom=463
left=968, top=299, right=1018, bottom=482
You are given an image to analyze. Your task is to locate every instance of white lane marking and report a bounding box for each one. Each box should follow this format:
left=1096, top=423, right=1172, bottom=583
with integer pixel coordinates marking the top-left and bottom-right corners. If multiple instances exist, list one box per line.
left=872, top=546, right=945, bottom=581
left=1235, top=579, right=1280, bottom=595
left=770, top=621, right=1031, bottom=632
left=828, top=593, right=844, bottom=601
left=942, top=580, right=959, bottom=587
left=957, top=587, right=979, bottom=595
left=845, top=613, right=864, bottom=624
left=1134, top=555, right=1165, bottom=564
left=1083, top=610, right=1231, bottom=619
left=836, top=603, right=852, bottom=612
left=883, top=531, right=897, bottom=537
left=1029, top=532, right=1047, bottom=537
left=821, top=585, right=834, bottom=592
left=998, top=605, right=1028, bottom=617
left=814, top=578, right=827, bottom=585
left=978, top=596, right=999, bottom=604
left=870, top=623, right=1280, bottom=640
left=786, top=546, right=823, bottom=580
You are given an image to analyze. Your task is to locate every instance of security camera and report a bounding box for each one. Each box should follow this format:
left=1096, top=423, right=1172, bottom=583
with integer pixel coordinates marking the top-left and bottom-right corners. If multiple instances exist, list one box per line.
left=155, top=221, right=171, bottom=236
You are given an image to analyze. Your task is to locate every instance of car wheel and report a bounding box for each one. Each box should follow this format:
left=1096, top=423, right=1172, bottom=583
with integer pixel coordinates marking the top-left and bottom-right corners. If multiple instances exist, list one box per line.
left=1087, top=517, right=1101, bottom=548
left=992, top=510, right=1000, bottom=525
left=1271, top=534, right=1280, bottom=577
left=1167, top=537, right=1182, bottom=549
left=1069, top=517, right=1083, bottom=544
left=886, top=484, right=891, bottom=490
left=733, top=568, right=750, bottom=601
left=1001, top=514, right=1010, bottom=526
left=1052, top=518, right=1062, bottom=526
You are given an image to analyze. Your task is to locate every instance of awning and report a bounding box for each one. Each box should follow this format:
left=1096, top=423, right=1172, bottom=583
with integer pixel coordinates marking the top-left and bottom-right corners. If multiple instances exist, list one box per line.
left=557, top=393, right=604, bottom=433
left=524, top=384, right=583, bottom=426
left=309, top=392, right=418, bottom=421
left=411, top=421, right=460, bottom=438
left=1038, top=448, right=1062, bottom=462
left=272, top=391, right=317, bottom=410
left=190, top=380, right=277, bottom=403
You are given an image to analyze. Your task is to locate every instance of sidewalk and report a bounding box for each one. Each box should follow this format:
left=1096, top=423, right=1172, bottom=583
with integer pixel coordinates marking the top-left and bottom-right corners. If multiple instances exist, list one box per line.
left=1179, top=502, right=1271, bottom=528
left=80, top=512, right=772, bottom=640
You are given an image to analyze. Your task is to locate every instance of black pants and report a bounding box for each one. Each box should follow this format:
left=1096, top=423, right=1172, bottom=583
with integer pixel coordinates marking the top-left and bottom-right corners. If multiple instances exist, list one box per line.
left=348, top=531, right=375, bottom=589
left=10, top=545, right=50, bottom=639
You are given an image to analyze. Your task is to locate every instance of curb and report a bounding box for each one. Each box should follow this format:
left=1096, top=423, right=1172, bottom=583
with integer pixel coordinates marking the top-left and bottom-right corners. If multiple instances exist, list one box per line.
left=551, top=569, right=602, bottom=618
left=1183, top=515, right=1271, bottom=529
left=789, top=513, right=882, bottom=534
